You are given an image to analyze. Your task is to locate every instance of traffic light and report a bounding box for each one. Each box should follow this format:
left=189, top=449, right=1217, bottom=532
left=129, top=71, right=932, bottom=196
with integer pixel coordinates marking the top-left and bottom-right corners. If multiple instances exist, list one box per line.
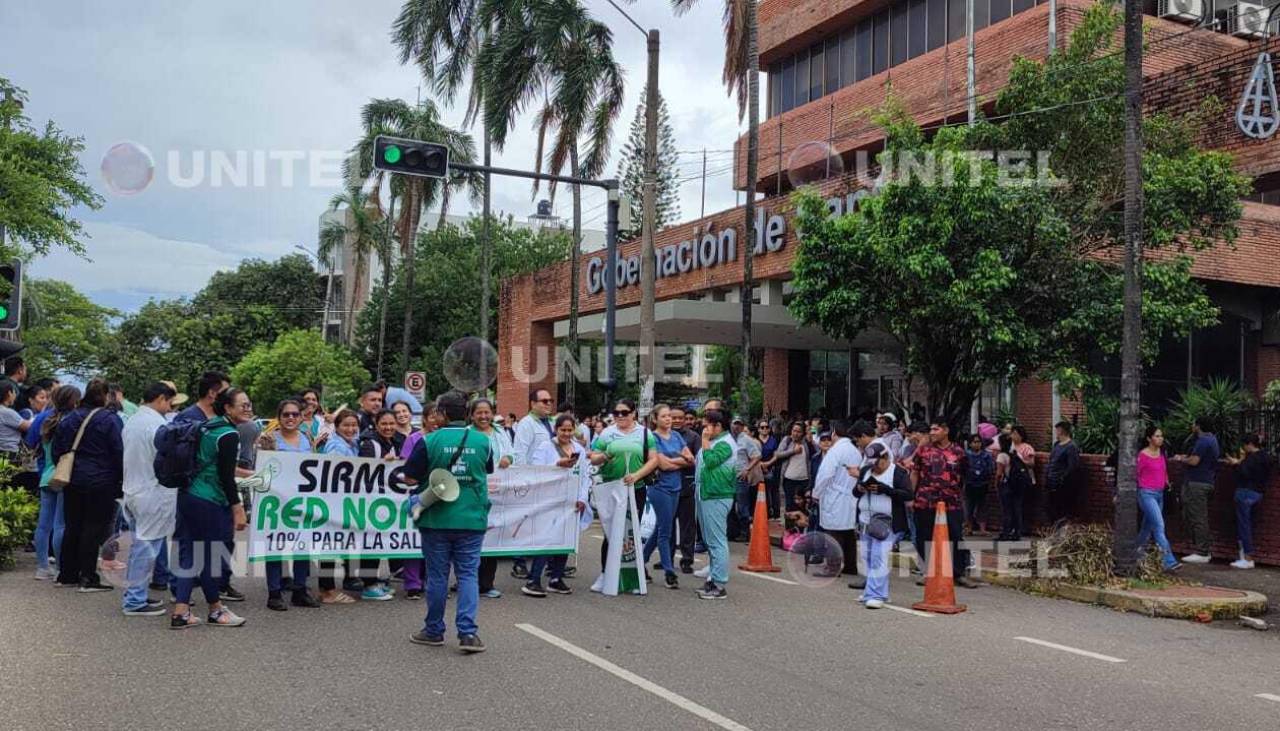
left=0, top=261, right=21, bottom=331
left=372, top=135, right=449, bottom=179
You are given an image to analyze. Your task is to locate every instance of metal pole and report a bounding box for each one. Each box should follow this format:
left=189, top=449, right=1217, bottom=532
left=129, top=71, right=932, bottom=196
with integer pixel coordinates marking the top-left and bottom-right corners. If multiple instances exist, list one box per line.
left=481, top=130, right=492, bottom=344
left=605, top=188, right=620, bottom=405
left=375, top=192, right=396, bottom=379
left=700, top=148, right=707, bottom=218
left=639, top=29, right=660, bottom=417
left=967, top=0, right=977, bottom=126
left=1048, top=0, right=1057, bottom=53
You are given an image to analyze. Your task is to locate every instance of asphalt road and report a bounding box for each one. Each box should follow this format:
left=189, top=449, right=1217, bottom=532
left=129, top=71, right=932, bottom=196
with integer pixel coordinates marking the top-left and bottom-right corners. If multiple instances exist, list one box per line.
left=3, top=531, right=1278, bottom=731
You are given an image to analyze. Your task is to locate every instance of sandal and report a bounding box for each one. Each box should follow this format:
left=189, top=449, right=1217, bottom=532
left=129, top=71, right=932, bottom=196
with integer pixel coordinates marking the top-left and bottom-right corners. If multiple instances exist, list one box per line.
left=321, top=591, right=356, bottom=605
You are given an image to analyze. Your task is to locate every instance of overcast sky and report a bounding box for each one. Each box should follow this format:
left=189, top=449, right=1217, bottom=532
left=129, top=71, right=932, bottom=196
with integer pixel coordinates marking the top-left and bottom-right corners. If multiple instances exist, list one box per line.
left=3, top=0, right=749, bottom=311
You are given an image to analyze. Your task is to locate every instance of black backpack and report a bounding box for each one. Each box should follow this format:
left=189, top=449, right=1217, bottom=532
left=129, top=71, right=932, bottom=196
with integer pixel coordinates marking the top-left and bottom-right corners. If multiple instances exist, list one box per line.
left=153, top=420, right=209, bottom=489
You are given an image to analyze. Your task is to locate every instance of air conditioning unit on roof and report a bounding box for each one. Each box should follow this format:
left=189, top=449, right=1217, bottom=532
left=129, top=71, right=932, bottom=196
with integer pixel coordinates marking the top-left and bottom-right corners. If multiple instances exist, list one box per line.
left=1157, top=0, right=1204, bottom=22
left=1230, top=2, right=1274, bottom=38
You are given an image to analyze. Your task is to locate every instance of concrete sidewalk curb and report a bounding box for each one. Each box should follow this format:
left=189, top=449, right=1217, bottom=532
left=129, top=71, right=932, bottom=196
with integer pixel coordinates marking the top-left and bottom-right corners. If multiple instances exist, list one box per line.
left=977, top=569, right=1269, bottom=620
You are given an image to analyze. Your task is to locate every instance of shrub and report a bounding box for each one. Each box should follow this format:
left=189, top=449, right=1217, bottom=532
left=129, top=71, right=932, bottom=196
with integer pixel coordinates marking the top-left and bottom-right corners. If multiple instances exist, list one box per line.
left=1162, top=378, right=1255, bottom=454
left=1264, top=379, right=1280, bottom=410
left=0, top=487, right=39, bottom=570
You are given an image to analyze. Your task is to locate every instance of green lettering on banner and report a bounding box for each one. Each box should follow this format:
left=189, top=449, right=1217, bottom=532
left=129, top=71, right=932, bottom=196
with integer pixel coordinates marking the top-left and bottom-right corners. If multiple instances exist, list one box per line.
left=343, top=497, right=365, bottom=530
left=368, top=498, right=397, bottom=531
left=257, top=495, right=280, bottom=530
left=282, top=497, right=304, bottom=528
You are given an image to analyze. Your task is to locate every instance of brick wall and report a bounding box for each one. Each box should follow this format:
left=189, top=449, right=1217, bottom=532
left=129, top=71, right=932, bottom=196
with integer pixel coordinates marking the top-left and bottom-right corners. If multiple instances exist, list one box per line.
left=1259, top=344, right=1280, bottom=393
left=497, top=276, right=557, bottom=418
left=763, top=348, right=791, bottom=414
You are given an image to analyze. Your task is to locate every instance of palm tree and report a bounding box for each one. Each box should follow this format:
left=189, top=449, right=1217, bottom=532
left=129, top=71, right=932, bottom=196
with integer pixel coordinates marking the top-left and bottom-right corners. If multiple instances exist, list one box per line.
left=671, top=0, right=759, bottom=418
left=344, top=97, right=483, bottom=374
left=317, top=188, right=385, bottom=346
left=478, top=1, right=625, bottom=403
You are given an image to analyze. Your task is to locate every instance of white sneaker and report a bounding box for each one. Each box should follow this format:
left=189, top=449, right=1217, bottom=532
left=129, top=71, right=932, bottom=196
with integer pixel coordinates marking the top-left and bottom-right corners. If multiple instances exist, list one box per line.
left=1182, top=553, right=1211, bottom=564
left=589, top=576, right=605, bottom=593
left=1231, top=559, right=1255, bottom=570
left=865, top=599, right=885, bottom=609
left=33, top=567, right=55, bottom=581
left=693, top=566, right=710, bottom=579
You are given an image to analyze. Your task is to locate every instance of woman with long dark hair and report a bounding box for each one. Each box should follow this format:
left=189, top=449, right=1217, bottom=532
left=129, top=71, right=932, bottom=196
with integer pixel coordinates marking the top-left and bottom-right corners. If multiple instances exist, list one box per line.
left=31, top=385, right=79, bottom=580
left=468, top=398, right=511, bottom=598
left=588, top=398, right=659, bottom=593
left=641, top=404, right=692, bottom=590
left=1135, top=426, right=1181, bottom=572
left=258, top=399, right=320, bottom=611
left=354, top=409, right=403, bottom=601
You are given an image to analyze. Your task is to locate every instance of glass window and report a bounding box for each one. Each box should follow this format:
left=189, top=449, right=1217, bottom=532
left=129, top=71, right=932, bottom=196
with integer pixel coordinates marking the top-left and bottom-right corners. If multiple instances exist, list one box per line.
left=780, top=57, right=795, bottom=114
left=1012, top=0, right=1034, bottom=13
left=948, top=0, right=965, bottom=42
left=768, top=63, right=780, bottom=117
left=856, top=20, right=873, bottom=80
left=975, top=0, right=989, bottom=30
left=873, top=12, right=890, bottom=74
left=795, top=48, right=810, bottom=108
left=928, top=0, right=947, bottom=50
left=909, top=0, right=927, bottom=58
left=990, top=0, right=1010, bottom=24
left=838, top=32, right=853, bottom=89
left=810, top=43, right=824, bottom=101
left=891, top=1, right=909, bottom=66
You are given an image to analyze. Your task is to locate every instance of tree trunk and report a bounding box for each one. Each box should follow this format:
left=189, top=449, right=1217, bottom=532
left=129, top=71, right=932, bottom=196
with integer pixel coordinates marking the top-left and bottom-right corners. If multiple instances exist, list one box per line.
left=481, top=128, right=492, bottom=346
left=376, top=192, right=396, bottom=380
left=1113, top=0, right=1145, bottom=576
left=567, top=146, right=582, bottom=406
left=348, top=249, right=367, bottom=346
left=740, top=0, right=760, bottom=420
left=400, top=184, right=422, bottom=378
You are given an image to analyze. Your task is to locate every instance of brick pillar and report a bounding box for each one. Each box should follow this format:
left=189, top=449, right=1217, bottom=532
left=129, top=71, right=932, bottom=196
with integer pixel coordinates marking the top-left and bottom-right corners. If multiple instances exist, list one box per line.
left=763, top=348, right=789, bottom=416
left=497, top=274, right=556, bottom=418
left=1014, top=378, right=1054, bottom=450
left=1258, top=343, right=1280, bottom=397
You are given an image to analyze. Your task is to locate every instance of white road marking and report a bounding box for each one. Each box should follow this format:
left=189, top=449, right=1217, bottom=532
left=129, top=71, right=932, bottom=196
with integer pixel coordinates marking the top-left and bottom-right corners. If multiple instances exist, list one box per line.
left=1256, top=693, right=1280, bottom=703
left=881, top=604, right=935, bottom=618
left=1013, top=636, right=1126, bottom=664
left=517, top=623, right=753, bottom=731
left=735, top=570, right=798, bottom=586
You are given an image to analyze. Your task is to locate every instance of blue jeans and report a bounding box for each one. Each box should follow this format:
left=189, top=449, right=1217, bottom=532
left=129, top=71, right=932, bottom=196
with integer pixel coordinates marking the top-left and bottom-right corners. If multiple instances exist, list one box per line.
left=735, top=480, right=756, bottom=536
left=1135, top=490, right=1178, bottom=569
left=696, top=497, right=733, bottom=585
left=422, top=530, right=483, bottom=639
left=153, top=540, right=174, bottom=588
left=266, top=560, right=311, bottom=594
left=642, top=487, right=680, bottom=574
left=1235, top=489, right=1264, bottom=556
left=859, top=530, right=901, bottom=602
left=34, top=488, right=64, bottom=571
left=528, top=554, right=567, bottom=584
left=122, top=537, right=165, bottom=609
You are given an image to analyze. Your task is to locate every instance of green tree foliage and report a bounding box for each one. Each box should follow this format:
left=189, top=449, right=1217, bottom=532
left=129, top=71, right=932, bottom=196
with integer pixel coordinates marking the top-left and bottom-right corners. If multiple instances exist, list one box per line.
left=231, top=329, right=370, bottom=412
left=618, top=90, right=681, bottom=239
left=101, top=254, right=324, bottom=396
left=19, top=279, right=118, bottom=379
left=789, top=5, right=1247, bottom=426
left=1161, top=378, right=1255, bottom=454
left=354, top=217, right=569, bottom=396
left=0, top=77, right=103, bottom=259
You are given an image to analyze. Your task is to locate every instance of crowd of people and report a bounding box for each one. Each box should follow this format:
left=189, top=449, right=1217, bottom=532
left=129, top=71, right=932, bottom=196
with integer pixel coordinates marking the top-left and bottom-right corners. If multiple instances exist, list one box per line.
left=11, top=354, right=1274, bottom=650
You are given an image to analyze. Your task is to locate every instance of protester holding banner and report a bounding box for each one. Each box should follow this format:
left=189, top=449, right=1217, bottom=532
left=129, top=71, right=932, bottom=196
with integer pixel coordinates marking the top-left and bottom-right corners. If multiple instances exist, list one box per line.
left=258, top=399, right=321, bottom=611
left=404, top=390, right=493, bottom=653
left=298, top=388, right=330, bottom=448
left=642, top=404, right=693, bottom=589
left=171, top=388, right=249, bottom=629
left=397, top=403, right=440, bottom=600
left=306, top=410, right=359, bottom=604
left=524, top=414, right=590, bottom=597
left=589, top=399, right=659, bottom=594
left=354, top=410, right=403, bottom=601
left=695, top=409, right=736, bottom=600
left=467, top=397, right=510, bottom=598
left=392, top=402, right=414, bottom=440
left=511, top=389, right=556, bottom=580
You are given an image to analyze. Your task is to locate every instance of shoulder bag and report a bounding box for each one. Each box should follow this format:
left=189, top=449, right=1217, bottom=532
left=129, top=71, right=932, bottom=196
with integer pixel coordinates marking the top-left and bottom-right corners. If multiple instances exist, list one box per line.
left=49, top=408, right=103, bottom=492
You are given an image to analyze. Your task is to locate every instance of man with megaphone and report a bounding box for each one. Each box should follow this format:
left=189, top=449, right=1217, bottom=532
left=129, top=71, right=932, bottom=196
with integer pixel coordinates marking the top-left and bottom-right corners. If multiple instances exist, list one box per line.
left=401, top=390, right=494, bottom=654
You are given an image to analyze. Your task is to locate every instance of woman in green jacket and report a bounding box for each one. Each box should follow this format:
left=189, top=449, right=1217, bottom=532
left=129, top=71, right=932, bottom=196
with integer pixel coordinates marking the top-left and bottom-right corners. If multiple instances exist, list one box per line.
left=695, top=409, right=737, bottom=600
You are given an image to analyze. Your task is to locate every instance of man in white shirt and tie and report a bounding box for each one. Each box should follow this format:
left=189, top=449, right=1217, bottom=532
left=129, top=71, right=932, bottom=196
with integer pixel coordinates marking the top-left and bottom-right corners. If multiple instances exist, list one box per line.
left=120, top=381, right=182, bottom=616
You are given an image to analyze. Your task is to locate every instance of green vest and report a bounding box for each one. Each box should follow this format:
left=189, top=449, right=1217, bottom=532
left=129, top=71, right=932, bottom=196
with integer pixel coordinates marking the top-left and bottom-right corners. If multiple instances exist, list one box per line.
left=415, top=424, right=492, bottom=532
left=698, top=434, right=737, bottom=500
left=188, top=416, right=236, bottom=506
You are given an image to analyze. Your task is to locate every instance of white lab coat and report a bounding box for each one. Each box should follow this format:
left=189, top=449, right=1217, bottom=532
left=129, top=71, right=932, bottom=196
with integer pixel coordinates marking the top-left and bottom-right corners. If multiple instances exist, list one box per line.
left=512, top=413, right=554, bottom=465
left=813, top=436, right=862, bottom=531
left=121, top=405, right=176, bottom=541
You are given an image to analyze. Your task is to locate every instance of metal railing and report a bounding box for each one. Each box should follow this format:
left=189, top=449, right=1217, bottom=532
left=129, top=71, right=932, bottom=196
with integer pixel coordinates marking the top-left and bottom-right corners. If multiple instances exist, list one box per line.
left=1238, top=408, right=1280, bottom=454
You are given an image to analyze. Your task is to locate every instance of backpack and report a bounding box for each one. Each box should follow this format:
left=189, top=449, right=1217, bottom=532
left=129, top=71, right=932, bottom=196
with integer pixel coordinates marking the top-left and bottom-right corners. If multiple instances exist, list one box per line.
left=153, top=420, right=209, bottom=489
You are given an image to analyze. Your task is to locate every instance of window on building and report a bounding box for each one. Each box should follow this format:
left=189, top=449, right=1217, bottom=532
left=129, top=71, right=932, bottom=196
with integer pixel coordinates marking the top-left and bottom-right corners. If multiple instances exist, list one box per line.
left=873, top=11, right=890, bottom=74
left=856, top=20, right=873, bottom=80
left=768, top=62, right=780, bottom=117
left=990, top=0, right=1010, bottom=25
left=891, top=2, right=909, bottom=66
left=780, top=57, right=795, bottom=115
left=909, top=0, right=927, bottom=58
left=975, top=0, right=990, bottom=31
left=928, top=0, right=947, bottom=50
left=948, top=0, right=966, bottom=42
left=825, top=37, right=841, bottom=94
left=839, top=31, right=855, bottom=89
left=810, top=43, right=824, bottom=101
left=1012, top=0, right=1035, bottom=13
left=795, top=48, right=810, bottom=108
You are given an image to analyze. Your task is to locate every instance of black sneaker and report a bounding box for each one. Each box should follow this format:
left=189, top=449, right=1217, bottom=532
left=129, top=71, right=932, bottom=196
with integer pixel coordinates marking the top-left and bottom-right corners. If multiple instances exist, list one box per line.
left=459, top=635, right=487, bottom=653
left=563, top=565, right=577, bottom=578
left=342, top=577, right=363, bottom=592
left=170, top=612, right=202, bottom=630
left=511, top=563, right=529, bottom=579
left=521, top=582, right=547, bottom=598
left=123, top=603, right=166, bottom=616
left=221, top=585, right=246, bottom=602
left=680, top=562, right=694, bottom=575
left=409, top=631, right=444, bottom=646
left=847, top=577, right=866, bottom=590
left=546, top=579, right=573, bottom=595
left=77, top=582, right=113, bottom=593
left=653, top=561, right=664, bottom=571
left=267, top=594, right=288, bottom=612
left=665, top=572, right=679, bottom=590
left=291, top=591, right=321, bottom=608
left=404, top=589, right=423, bottom=600
left=697, top=582, right=727, bottom=600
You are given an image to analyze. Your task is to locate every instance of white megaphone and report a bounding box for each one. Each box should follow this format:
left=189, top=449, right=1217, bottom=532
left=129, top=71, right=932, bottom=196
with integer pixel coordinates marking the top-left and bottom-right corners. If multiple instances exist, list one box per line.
left=411, top=468, right=462, bottom=520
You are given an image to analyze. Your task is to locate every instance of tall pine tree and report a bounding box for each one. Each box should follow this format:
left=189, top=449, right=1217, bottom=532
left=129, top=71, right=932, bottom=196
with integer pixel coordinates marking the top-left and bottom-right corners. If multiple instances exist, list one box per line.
left=617, top=90, right=680, bottom=239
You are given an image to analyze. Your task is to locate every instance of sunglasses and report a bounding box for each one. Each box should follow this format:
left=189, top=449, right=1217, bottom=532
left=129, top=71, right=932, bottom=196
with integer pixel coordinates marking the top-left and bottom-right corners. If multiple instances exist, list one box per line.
left=613, top=409, right=633, bottom=417
left=280, top=412, right=301, bottom=419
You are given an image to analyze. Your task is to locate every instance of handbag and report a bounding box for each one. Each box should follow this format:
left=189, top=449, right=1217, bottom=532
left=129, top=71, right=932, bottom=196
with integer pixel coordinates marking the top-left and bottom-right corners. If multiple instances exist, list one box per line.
left=865, top=513, right=894, bottom=541
left=49, top=408, right=103, bottom=492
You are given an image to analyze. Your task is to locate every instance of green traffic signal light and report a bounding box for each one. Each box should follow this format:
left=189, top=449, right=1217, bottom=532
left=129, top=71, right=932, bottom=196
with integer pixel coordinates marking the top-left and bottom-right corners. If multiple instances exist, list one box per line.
left=383, top=145, right=402, bottom=164
left=0, top=306, right=8, bottom=321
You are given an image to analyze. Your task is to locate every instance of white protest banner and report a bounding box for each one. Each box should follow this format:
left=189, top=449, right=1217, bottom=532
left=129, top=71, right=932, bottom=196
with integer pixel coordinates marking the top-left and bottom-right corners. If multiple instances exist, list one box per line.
left=483, top=465, right=581, bottom=557
left=247, top=452, right=581, bottom=562
left=593, top=479, right=647, bottom=596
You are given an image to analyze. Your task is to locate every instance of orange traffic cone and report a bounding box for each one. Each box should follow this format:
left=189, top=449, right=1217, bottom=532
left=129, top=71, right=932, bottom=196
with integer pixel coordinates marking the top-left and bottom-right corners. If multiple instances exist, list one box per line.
left=739, top=482, right=781, bottom=572
left=912, top=501, right=967, bottom=614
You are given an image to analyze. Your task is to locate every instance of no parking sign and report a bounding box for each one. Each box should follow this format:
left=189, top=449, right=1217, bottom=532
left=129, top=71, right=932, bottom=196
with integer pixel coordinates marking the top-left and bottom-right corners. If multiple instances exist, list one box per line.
left=404, top=371, right=427, bottom=399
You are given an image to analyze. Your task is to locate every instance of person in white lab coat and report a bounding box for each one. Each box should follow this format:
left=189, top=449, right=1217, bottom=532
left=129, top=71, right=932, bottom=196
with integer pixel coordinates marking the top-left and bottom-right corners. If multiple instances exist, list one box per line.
left=525, top=415, right=592, bottom=597
left=119, top=382, right=180, bottom=616
left=509, top=388, right=556, bottom=579
left=811, top=420, right=864, bottom=578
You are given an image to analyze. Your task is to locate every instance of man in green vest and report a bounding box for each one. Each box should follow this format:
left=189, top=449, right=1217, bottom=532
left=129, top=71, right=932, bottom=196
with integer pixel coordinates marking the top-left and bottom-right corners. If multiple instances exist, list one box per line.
left=403, top=390, right=493, bottom=653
